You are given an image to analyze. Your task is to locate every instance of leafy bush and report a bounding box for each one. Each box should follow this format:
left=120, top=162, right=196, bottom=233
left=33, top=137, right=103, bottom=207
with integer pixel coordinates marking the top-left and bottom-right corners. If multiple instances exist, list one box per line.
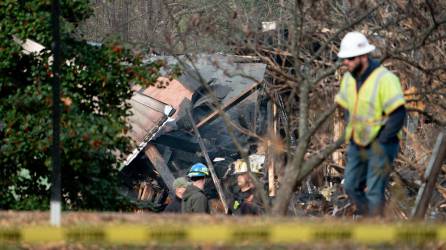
left=0, top=0, right=161, bottom=210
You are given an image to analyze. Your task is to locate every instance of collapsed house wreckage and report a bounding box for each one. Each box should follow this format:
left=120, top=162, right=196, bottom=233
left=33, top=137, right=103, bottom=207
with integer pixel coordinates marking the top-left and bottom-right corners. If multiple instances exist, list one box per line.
left=118, top=53, right=446, bottom=218
left=118, top=54, right=270, bottom=212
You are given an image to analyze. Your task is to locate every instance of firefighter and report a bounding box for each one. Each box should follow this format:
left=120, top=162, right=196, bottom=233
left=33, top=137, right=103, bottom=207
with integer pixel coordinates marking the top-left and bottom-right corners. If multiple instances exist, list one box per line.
left=335, top=31, right=406, bottom=216
left=182, top=163, right=210, bottom=214
left=230, top=157, right=264, bottom=215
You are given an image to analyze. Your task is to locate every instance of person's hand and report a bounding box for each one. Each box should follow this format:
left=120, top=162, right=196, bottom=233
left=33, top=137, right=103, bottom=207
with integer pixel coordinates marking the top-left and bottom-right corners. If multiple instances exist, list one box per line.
left=245, top=194, right=254, bottom=204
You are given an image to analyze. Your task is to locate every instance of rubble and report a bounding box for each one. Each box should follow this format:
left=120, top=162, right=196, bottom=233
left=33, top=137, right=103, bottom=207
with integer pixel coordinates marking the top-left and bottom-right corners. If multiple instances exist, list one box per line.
left=119, top=54, right=268, bottom=211
left=119, top=54, right=446, bottom=219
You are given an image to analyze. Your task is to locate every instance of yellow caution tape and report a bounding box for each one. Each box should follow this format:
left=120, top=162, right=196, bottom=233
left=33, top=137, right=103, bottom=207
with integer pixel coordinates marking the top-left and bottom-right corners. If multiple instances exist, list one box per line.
left=0, top=223, right=444, bottom=245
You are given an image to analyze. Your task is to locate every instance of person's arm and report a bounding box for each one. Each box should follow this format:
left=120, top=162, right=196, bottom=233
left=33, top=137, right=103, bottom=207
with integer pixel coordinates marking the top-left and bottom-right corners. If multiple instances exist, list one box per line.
left=378, top=72, right=406, bottom=144
left=335, top=105, right=349, bottom=123
left=335, top=73, right=350, bottom=124
left=378, top=105, right=406, bottom=144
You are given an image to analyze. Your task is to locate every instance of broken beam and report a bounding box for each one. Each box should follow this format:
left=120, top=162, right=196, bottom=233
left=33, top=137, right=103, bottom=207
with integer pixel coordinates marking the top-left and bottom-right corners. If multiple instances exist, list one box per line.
left=412, top=131, right=446, bottom=219
left=266, top=100, right=277, bottom=197
left=145, top=144, right=176, bottom=197
left=195, top=83, right=261, bottom=129
left=187, top=109, right=229, bottom=214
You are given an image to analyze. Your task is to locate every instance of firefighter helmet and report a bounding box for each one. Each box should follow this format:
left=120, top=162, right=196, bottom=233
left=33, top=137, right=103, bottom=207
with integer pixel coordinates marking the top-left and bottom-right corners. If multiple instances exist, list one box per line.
left=187, top=163, right=209, bottom=178
left=233, top=154, right=265, bottom=174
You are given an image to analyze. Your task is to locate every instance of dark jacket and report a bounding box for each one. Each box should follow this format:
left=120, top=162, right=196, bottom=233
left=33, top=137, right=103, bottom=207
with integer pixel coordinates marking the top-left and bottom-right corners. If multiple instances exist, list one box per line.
left=231, top=188, right=262, bottom=215
left=164, top=196, right=182, bottom=213
left=181, top=185, right=210, bottom=214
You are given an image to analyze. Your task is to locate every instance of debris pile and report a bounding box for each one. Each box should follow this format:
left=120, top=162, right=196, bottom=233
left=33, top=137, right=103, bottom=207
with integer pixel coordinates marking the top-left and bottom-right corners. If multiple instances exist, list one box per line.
left=119, top=54, right=269, bottom=212
left=118, top=54, right=446, bottom=219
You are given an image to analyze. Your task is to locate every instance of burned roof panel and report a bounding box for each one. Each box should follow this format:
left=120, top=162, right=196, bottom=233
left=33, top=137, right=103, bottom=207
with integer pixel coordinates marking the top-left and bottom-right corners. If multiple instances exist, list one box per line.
left=125, top=77, right=194, bottom=165
left=124, top=54, right=266, bottom=166
left=179, top=55, right=267, bottom=100
left=140, top=77, right=193, bottom=120
left=127, top=93, right=172, bottom=144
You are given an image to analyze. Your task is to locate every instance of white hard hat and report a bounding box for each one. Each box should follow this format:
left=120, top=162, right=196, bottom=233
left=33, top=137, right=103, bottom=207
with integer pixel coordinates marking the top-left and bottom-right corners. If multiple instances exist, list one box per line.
left=233, top=154, right=265, bottom=174
left=337, top=31, right=375, bottom=58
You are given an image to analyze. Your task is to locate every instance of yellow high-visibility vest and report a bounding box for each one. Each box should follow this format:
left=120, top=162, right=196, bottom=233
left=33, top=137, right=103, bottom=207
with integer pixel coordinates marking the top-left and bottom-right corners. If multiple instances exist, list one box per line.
left=335, top=66, right=405, bottom=146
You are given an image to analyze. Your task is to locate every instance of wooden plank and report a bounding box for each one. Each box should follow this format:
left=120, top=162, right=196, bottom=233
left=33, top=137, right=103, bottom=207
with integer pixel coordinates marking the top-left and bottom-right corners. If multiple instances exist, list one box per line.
left=145, top=144, right=176, bottom=197
left=195, top=83, right=260, bottom=129
left=187, top=110, right=229, bottom=214
left=331, top=109, right=344, bottom=176
left=266, top=100, right=277, bottom=197
left=412, top=132, right=446, bottom=219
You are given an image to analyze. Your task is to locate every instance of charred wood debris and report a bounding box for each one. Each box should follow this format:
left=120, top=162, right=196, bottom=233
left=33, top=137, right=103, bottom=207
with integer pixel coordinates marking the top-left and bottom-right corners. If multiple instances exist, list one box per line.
left=117, top=54, right=446, bottom=219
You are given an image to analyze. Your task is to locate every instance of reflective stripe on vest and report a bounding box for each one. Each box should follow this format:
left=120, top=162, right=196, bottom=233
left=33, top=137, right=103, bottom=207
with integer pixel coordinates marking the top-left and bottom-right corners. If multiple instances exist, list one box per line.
left=339, top=67, right=398, bottom=146
left=354, top=68, right=388, bottom=145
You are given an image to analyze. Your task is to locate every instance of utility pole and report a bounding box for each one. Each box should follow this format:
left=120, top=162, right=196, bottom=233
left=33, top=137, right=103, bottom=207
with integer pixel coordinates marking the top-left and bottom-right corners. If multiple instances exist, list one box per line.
left=50, top=0, right=61, bottom=226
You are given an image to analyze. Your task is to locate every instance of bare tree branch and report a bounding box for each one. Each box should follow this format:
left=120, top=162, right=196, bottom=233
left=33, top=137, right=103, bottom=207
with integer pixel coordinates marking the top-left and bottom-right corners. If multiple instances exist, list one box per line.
left=390, top=17, right=446, bottom=55
left=298, top=136, right=345, bottom=180
left=406, top=107, right=446, bottom=126
left=425, top=0, right=439, bottom=26
left=308, top=2, right=383, bottom=64
left=310, top=61, right=341, bottom=87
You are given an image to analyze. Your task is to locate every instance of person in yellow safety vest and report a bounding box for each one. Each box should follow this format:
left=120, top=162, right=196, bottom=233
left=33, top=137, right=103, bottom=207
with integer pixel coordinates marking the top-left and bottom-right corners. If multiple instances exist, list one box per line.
left=335, top=31, right=406, bottom=217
